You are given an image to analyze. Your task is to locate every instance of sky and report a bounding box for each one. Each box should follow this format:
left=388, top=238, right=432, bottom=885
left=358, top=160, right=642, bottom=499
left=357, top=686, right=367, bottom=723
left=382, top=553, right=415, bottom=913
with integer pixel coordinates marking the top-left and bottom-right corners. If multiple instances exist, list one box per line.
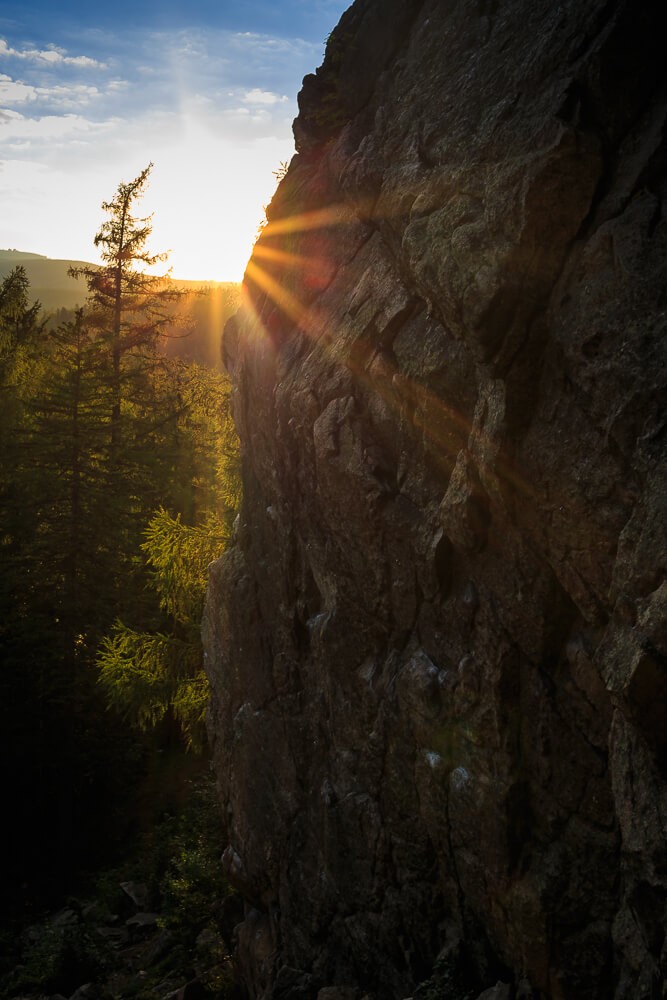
left=0, top=0, right=350, bottom=280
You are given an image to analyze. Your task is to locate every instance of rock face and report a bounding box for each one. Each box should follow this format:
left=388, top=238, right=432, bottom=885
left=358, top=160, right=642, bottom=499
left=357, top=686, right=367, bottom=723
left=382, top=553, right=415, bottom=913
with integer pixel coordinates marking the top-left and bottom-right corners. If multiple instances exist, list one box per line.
left=203, top=1, right=667, bottom=997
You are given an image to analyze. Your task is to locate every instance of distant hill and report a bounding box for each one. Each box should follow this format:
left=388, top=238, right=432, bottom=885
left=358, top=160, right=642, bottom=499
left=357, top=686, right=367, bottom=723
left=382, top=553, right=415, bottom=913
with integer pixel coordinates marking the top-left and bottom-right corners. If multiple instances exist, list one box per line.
left=0, top=250, right=241, bottom=369
left=0, top=250, right=47, bottom=261
left=0, top=250, right=97, bottom=310
left=0, top=249, right=236, bottom=308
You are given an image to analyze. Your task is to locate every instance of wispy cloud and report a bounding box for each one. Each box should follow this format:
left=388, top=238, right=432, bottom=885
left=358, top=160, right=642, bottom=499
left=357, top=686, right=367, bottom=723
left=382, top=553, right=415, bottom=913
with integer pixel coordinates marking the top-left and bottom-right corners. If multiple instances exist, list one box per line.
left=0, top=109, right=113, bottom=142
left=0, top=37, right=105, bottom=68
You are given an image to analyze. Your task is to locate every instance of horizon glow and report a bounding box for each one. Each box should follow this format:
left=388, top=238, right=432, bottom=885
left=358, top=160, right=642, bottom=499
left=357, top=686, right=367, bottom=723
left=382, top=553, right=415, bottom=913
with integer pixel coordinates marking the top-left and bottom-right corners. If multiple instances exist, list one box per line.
left=0, top=2, right=350, bottom=281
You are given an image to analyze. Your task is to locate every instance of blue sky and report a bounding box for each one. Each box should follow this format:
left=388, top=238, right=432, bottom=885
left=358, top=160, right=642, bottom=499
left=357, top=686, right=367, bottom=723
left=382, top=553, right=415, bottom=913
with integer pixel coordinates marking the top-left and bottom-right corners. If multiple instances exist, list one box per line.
left=0, top=1, right=350, bottom=279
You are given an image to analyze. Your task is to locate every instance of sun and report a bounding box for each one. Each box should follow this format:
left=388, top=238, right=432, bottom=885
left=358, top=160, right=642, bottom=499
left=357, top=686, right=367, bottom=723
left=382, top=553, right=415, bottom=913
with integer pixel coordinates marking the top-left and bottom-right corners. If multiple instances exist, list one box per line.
left=142, top=118, right=294, bottom=283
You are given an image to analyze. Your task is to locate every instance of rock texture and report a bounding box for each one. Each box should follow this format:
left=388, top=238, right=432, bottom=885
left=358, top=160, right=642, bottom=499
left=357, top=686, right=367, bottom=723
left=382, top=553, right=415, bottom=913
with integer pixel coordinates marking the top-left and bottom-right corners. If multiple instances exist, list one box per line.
left=203, top=0, right=667, bottom=997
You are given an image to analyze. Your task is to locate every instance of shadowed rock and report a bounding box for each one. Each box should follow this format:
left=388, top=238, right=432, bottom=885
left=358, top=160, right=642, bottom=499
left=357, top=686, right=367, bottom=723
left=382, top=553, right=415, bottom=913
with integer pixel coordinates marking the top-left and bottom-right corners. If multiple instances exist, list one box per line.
left=204, top=0, right=667, bottom=996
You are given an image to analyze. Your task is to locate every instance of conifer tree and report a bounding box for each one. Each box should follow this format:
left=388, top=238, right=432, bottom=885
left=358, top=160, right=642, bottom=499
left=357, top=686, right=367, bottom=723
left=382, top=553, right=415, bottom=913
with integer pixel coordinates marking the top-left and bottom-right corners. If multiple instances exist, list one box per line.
left=69, top=163, right=181, bottom=458
left=26, top=311, right=112, bottom=645
left=0, top=176, right=243, bottom=907
left=97, top=367, right=241, bottom=751
left=0, top=265, right=42, bottom=355
left=0, top=266, right=45, bottom=465
left=0, top=266, right=46, bottom=627
left=68, top=164, right=192, bottom=621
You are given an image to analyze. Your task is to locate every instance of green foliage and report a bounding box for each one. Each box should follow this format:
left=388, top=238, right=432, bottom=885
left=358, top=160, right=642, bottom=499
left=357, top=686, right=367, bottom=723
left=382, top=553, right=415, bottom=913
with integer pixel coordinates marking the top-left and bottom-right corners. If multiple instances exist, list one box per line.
left=413, top=954, right=478, bottom=1000
left=0, top=750, right=238, bottom=999
left=0, top=271, right=141, bottom=908
left=3, top=913, right=112, bottom=996
left=0, top=171, right=242, bottom=910
left=96, top=506, right=230, bottom=751
left=144, top=508, right=230, bottom=624
left=98, top=623, right=201, bottom=727
left=159, top=773, right=226, bottom=935
left=272, top=160, right=290, bottom=182
left=97, top=365, right=241, bottom=753
left=0, top=772, right=227, bottom=996
left=0, top=264, right=43, bottom=359
left=97, top=429, right=239, bottom=751
left=70, top=162, right=173, bottom=328
left=98, top=768, right=237, bottom=995
left=0, top=265, right=45, bottom=478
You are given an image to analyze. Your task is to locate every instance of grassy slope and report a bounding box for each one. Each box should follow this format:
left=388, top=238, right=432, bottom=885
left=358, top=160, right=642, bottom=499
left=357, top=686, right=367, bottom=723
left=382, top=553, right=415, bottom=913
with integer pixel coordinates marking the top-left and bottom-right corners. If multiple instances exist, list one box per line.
left=0, top=249, right=238, bottom=312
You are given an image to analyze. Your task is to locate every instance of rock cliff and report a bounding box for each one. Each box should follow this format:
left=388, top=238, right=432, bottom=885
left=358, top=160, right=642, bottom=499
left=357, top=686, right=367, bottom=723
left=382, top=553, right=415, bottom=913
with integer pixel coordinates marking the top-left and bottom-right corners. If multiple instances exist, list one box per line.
left=203, top=0, right=667, bottom=996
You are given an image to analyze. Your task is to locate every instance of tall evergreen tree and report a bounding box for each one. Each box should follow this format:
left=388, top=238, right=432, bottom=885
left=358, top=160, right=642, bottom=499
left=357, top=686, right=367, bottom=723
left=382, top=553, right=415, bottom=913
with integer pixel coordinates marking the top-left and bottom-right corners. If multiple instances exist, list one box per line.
left=0, top=172, right=242, bottom=912
left=26, top=311, right=111, bottom=646
left=0, top=265, right=42, bottom=351
left=0, top=266, right=46, bottom=640
left=68, top=164, right=191, bottom=622
left=69, top=163, right=181, bottom=459
left=0, top=266, right=45, bottom=471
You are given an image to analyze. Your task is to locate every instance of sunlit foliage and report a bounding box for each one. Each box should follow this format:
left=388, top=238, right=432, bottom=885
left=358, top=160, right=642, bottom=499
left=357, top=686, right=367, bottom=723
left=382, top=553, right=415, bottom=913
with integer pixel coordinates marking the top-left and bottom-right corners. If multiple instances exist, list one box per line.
left=0, top=169, right=241, bottom=909
left=97, top=370, right=241, bottom=752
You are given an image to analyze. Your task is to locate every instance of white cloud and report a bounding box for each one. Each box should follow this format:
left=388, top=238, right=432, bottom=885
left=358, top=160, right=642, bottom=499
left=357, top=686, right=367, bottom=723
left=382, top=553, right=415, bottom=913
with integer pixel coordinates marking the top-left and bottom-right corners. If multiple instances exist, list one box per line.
left=0, top=92, right=296, bottom=280
left=0, top=73, right=38, bottom=103
left=0, top=21, right=330, bottom=279
left=0, top=110, right=112, bottom=142
left=0, top=71, right=101, bottom=109
left=221, top=105, right=274, bottom=129
left=0, top=38, right=105, bottom=68
left=39, top=83, right=101, bottom=108
left=242, top=88, right=288, bottom=106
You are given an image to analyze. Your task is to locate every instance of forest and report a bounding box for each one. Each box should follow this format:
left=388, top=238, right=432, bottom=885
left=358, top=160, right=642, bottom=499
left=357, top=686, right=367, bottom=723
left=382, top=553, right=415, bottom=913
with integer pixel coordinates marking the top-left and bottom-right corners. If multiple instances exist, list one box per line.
left=0, top=166, right=243, bottom=998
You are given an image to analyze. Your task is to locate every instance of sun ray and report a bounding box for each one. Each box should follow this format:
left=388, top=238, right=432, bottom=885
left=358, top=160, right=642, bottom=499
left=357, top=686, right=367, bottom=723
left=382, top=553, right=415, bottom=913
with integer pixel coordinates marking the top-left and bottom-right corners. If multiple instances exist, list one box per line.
left=243, top=184, right=563, bottom=555
left=243, top=256, right=475, bottom=467
left=244, top=258, right=311, bottom=328
left=242, top=247, right=557, bottom=569
left=261, top=205, right=348, bottom=238
left=252, top=242, right=327, bottom=273
left=260, top=198, right=376, bottom=239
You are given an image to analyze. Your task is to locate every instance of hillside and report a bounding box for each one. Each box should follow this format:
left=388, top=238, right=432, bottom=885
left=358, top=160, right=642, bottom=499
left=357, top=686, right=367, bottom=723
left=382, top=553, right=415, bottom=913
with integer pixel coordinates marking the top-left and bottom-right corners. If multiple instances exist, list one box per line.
left=0, top=248, right=236, bottom=308
left=0, top=249, right=241, bottom=368
left=0, top=250, right=96, bottom=310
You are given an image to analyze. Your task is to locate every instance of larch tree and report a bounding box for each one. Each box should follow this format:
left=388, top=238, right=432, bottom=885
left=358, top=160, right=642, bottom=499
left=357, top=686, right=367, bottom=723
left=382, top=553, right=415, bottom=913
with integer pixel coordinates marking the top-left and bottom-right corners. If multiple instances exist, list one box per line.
left=98, top=366, right=241, bottom=751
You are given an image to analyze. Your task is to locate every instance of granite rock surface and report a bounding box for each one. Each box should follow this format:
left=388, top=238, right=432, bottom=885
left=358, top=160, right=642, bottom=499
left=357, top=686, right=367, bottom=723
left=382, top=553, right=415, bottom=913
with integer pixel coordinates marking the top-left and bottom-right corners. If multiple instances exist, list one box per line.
left=203, top=1, right=667, bottom=996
